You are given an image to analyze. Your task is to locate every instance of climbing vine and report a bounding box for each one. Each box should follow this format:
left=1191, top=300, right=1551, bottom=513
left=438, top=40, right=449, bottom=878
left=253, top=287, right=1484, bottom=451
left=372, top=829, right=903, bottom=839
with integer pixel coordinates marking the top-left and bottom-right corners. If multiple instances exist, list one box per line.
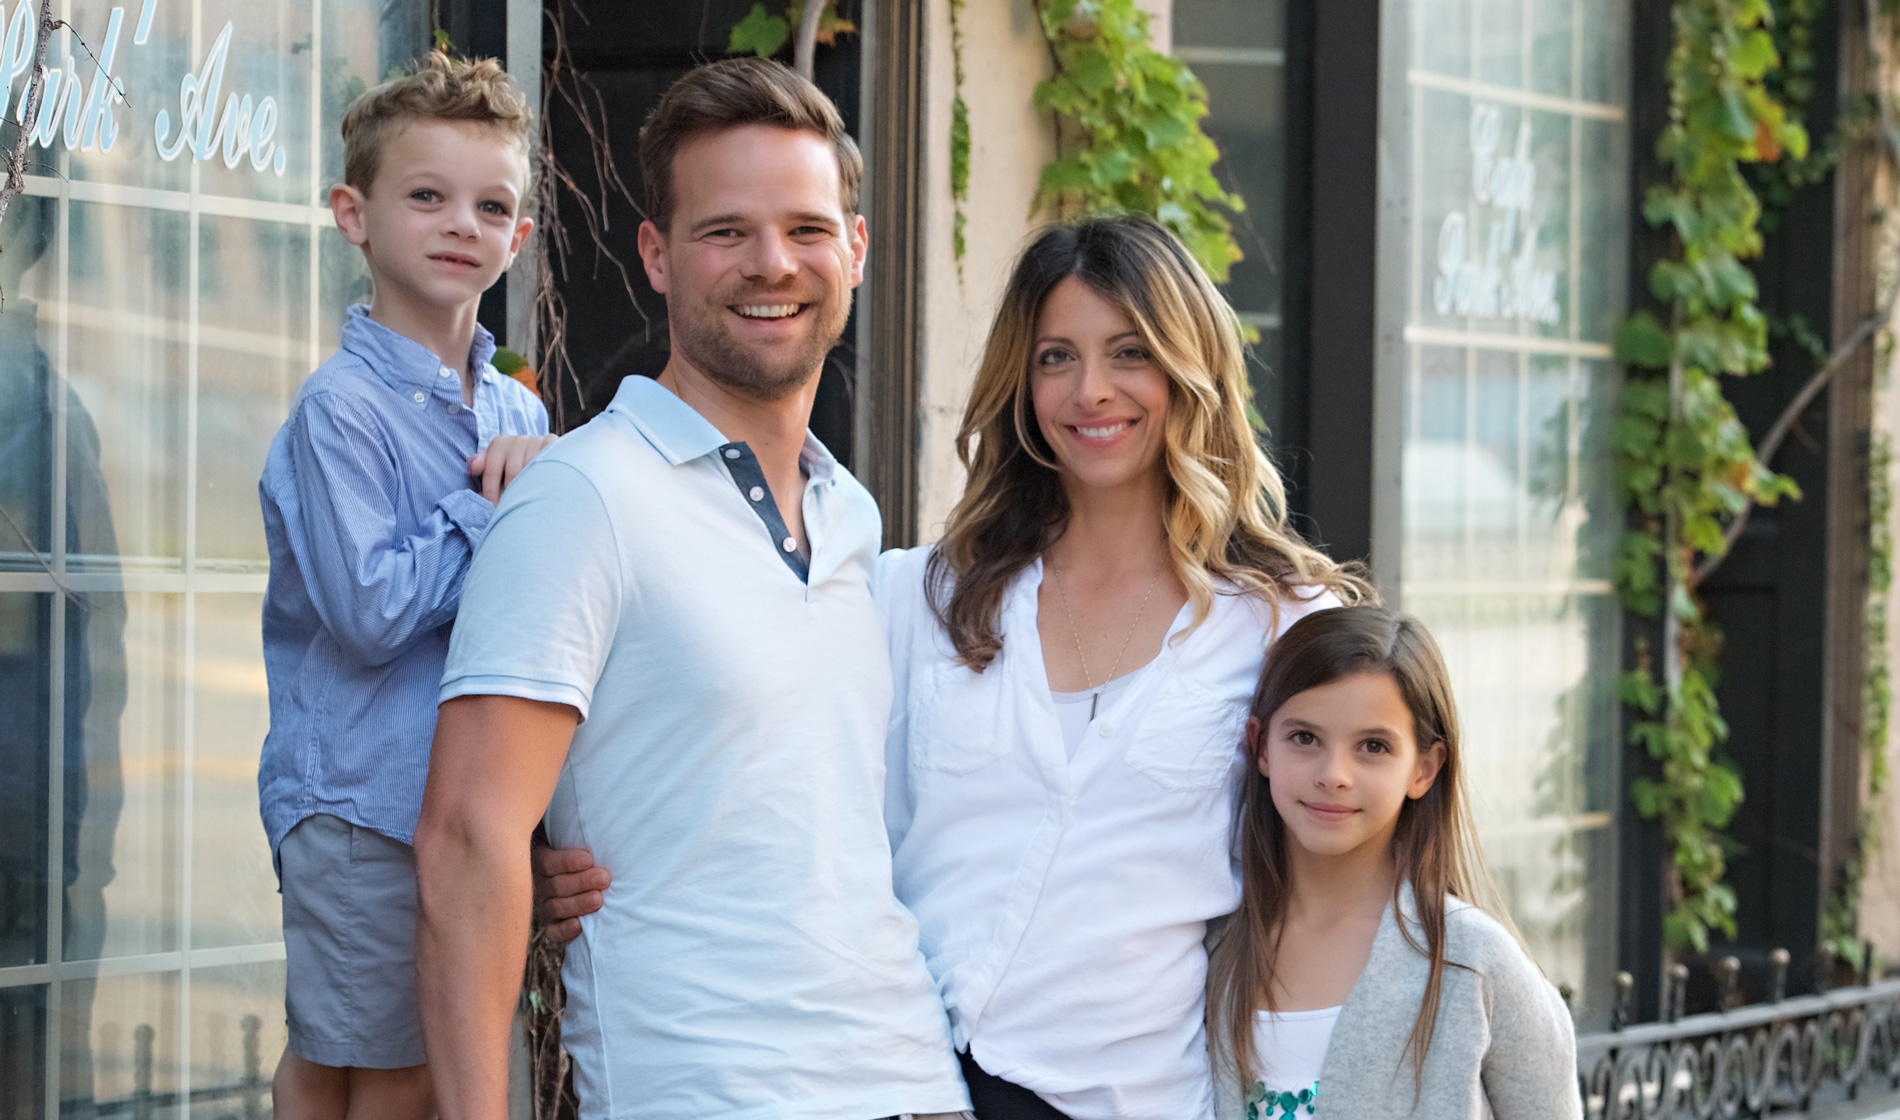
left=950, top=0, right=969, bottom=265
left=1030, top=0, right=1242, bottom=280
left=1612, top=0, right=1809, bottom=953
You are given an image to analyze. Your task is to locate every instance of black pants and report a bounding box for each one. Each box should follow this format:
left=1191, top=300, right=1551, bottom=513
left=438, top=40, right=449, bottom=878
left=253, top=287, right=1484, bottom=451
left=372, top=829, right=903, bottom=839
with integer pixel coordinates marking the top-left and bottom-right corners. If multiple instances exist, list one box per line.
left=959, top=1050, right=1073, bottom=1120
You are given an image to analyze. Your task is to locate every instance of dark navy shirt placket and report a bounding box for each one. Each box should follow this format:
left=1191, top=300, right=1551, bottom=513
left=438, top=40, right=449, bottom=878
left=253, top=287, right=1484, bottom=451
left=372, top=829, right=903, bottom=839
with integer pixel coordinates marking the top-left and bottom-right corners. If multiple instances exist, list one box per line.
left=718, top=441, right=810, bottom=583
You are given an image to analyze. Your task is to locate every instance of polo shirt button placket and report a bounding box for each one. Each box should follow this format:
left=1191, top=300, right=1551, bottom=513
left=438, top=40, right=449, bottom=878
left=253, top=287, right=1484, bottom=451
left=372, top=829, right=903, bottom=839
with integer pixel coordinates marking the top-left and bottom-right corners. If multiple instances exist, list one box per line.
left=750, top=486, right=765, bottom=501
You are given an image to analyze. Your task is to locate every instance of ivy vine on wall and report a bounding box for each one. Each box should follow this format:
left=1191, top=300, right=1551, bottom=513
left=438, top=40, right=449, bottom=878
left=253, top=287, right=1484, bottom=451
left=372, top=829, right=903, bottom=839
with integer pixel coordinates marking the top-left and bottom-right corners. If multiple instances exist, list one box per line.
left=950, top=0, right=969, bottom=265
left=1029, top=0, right=1241, bottom=281
left=1612, top=0, right=1809, bottom=953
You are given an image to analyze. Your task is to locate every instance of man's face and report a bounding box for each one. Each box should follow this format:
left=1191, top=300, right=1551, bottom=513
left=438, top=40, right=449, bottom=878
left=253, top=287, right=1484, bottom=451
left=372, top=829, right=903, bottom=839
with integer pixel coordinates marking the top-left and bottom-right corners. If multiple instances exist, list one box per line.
left=638, top=124, right=866, bottom=400
left=334, top=119, right=532, bottom=314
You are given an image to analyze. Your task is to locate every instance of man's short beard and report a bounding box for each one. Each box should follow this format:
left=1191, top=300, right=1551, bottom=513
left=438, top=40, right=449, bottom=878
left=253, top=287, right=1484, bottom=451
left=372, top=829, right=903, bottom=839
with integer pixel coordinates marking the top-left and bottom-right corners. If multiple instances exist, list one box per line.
left=670, top=295, right=849, bottom=402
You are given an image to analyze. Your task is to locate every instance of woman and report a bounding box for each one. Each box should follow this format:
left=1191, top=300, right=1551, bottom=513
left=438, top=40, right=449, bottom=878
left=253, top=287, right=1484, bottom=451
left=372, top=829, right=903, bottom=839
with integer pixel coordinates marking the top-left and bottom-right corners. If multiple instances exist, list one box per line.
left=539, top=215, right=1368, bottom=1118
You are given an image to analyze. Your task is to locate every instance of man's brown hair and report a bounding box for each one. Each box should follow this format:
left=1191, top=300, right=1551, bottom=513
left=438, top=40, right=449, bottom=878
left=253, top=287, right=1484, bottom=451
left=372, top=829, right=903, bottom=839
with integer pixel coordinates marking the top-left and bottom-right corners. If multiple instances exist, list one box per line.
left=638, top=57, right=862, bottom=232
left=341, top=51, right=534, bottom=194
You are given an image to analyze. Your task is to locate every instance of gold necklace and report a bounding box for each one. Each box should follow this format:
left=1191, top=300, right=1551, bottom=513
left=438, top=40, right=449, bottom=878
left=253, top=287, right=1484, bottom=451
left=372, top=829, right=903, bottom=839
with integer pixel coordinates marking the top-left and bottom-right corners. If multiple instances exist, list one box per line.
left=1052, top=563, right=1161, bottom=721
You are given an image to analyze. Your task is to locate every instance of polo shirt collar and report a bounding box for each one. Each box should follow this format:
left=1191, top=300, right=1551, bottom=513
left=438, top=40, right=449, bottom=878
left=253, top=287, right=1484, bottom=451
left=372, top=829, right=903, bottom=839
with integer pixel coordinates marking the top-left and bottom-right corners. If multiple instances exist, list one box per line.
left=339, top=303, right=498, bottom=391
left=608, top=374, right=840, bottom=483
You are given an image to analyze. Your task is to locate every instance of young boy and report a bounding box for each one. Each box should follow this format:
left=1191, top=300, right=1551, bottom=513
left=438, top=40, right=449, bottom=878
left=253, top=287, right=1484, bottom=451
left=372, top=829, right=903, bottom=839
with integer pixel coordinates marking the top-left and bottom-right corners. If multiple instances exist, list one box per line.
left=256, top=51, right=550, bottom=1120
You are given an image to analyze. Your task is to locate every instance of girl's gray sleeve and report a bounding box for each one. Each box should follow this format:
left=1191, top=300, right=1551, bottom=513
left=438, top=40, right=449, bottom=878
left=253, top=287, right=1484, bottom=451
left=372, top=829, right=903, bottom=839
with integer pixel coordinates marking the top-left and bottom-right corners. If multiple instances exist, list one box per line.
left=1480, top=949, right=1584, bottom=1120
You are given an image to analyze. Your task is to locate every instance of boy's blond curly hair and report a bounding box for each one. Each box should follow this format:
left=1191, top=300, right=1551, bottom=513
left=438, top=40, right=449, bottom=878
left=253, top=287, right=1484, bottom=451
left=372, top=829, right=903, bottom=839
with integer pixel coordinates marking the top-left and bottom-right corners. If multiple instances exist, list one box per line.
left=341, top=51, right=533, bottom=193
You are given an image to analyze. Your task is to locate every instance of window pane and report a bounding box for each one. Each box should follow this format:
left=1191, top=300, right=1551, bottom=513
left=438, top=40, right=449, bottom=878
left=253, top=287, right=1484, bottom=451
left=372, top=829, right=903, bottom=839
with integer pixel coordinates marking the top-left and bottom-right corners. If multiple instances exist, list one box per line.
left=1392, top=0, right=1631, bottom=1027
left=192, top=594, right=278, bottom=951
left=197, top=216, right=313, bottom=567
left=0, top=0, right=434, bottom=1104
left=1173, top=0, right=1289, bottom=437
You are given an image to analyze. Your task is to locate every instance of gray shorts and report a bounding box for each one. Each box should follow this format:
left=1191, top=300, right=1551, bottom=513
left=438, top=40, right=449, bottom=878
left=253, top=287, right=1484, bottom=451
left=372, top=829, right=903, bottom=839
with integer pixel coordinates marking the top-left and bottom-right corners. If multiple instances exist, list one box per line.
left=279, top=813, right=427, bottom=1069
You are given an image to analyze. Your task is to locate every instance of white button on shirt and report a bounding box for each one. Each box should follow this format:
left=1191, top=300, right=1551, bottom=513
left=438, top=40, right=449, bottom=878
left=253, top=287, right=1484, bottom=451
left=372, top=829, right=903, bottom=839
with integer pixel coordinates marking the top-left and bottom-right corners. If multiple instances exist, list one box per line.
left=444, top=378, right=966, bottom=1120
left=874, top=547, right=1338, bottom=1120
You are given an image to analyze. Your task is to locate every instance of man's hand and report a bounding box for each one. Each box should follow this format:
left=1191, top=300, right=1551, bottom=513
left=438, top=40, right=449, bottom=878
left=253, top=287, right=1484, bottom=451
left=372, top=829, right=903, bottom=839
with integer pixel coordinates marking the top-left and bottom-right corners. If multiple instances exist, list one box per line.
left=469, top=434, right=558, bottom=504
left=532, top=838, right=610, bottom=946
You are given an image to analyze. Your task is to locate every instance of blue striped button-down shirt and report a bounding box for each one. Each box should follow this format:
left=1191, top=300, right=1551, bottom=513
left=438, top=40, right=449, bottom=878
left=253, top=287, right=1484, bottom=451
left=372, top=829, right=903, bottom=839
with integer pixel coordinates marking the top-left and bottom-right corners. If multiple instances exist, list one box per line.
left=257, top=304, right=549, bottom=856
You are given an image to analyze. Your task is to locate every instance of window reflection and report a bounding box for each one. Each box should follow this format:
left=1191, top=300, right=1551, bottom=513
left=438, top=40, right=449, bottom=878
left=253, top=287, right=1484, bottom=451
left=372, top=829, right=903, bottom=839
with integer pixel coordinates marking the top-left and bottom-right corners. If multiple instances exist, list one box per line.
left=1394, top=0, right=1631, bottom=1026
left=0, top=2, right=429, bottom=1111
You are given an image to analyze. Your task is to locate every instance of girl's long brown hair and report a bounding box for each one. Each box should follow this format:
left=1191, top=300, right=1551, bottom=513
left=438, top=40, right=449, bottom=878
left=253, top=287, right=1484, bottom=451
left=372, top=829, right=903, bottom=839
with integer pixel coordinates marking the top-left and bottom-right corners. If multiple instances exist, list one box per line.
left=1205, top=606, right=1519, bottom=1089
left=926, top=215, right=1368, bottom=669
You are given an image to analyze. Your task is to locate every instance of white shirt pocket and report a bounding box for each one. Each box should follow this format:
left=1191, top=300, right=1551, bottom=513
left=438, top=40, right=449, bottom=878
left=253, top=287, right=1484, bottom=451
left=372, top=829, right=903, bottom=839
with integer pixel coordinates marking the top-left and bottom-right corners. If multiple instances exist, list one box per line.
left=908, top=659, right=1016, bottom=774
left=1124, top=674, right=1248, bottom=790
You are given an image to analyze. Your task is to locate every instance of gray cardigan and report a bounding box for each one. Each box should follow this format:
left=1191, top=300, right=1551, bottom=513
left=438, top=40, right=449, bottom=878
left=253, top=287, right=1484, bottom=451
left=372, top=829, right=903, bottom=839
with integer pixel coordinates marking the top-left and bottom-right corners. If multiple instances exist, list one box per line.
left=1212, top=885, right=1581, bottom=1120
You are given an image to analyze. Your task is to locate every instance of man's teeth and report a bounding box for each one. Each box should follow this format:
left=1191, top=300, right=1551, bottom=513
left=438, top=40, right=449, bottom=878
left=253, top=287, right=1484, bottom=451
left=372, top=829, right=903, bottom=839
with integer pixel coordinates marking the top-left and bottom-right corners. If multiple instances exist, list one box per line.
left=1078, top=423, right=1128, bottom=438
left=737, top=304, right=801, bottom=319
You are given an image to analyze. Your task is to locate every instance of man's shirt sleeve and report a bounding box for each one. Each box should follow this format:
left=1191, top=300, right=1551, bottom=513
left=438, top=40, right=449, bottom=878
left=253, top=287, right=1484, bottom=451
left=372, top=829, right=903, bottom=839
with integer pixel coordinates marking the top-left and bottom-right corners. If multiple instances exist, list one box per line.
left=440, top=457, right=621, bottom=720
left=284, top=391, right=494, bottom=667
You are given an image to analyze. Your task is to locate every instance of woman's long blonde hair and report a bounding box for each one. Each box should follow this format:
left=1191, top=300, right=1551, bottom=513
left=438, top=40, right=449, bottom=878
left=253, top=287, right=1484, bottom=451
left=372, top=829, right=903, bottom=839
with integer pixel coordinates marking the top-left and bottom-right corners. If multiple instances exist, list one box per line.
left=927, top=215, right=1367, bottom=668
left=1206, top=606, right=1520, bottom=1091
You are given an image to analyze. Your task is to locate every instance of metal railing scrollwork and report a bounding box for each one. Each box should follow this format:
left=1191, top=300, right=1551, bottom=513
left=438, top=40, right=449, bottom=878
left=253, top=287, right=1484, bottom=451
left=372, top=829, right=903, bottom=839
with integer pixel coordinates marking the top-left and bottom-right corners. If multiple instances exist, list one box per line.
left=1578, top=951, right=1900, bottom=1118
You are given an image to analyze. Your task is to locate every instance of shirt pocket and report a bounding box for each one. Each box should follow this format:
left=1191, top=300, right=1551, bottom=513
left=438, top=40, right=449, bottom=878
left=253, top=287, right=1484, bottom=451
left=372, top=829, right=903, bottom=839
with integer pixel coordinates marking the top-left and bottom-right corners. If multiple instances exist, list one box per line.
left=1124, top=674, right=1248, bottom=790
left=907, top=659, right=1015, bottom=774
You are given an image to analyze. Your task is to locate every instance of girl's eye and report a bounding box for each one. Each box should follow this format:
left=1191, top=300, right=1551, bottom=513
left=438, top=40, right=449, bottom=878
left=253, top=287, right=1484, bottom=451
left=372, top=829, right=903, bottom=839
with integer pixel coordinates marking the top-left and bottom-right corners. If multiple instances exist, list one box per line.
left=1290, top=730, right=1317, bottom=746
left=1362, top=738, right=1391, bottom=755
left=1036, top=347, right=1074, bottom=366
left=1115, top=345, right=1150, bottom=362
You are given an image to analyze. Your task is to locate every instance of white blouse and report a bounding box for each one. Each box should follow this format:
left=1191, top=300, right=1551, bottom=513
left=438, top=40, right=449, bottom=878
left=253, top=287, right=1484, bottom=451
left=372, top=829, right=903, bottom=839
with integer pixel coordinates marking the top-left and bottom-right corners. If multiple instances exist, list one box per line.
left=874, top=548, right=1338, bottom=1120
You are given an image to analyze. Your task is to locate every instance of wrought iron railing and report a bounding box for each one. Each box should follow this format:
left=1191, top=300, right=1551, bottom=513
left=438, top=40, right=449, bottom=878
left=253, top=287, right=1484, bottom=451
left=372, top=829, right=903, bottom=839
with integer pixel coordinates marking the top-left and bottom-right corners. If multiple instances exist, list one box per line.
left=85, top=1013, right=269, bottom=1119
left=1578, top=951, right=1900, bottom=1119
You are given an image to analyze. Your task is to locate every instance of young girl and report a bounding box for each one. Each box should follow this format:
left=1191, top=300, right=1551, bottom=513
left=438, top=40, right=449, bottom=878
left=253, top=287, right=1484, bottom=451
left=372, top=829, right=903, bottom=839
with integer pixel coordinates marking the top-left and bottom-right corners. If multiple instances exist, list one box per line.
left=1207, top=607, right=1580, bottom=1120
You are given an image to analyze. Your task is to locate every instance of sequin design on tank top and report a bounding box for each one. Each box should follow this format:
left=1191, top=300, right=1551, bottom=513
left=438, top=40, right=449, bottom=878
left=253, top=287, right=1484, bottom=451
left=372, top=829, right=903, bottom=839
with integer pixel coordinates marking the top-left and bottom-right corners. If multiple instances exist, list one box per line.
left=1246, top=1080, right=1319, bottom=1118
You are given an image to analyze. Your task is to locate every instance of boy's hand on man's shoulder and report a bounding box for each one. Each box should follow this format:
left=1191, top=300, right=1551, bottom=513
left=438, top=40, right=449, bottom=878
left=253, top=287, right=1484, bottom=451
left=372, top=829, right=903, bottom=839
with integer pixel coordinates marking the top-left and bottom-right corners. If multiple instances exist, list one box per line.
left=469, top=434, right=559, bottom=503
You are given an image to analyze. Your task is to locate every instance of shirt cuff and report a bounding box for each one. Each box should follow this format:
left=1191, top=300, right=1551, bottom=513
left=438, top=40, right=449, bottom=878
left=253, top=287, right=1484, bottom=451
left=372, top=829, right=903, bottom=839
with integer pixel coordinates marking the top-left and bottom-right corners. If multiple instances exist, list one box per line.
left=439, top=673, right=592, bottom=723
left=437, top=488, right=496, bottom=548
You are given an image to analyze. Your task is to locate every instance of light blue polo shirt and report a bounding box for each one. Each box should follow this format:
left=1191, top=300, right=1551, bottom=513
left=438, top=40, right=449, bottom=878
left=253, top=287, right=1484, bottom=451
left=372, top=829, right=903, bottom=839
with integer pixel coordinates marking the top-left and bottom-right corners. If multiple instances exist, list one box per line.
left=440, top=376, right=967, bottom=1120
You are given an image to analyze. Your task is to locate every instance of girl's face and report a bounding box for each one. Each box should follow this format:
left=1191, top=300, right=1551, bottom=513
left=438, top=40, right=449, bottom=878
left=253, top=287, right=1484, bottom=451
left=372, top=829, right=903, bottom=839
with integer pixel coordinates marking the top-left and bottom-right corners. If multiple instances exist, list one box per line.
left=1029, top=276, right=1172, bottom=495
left=1255, top=672, right=1446, bottom=860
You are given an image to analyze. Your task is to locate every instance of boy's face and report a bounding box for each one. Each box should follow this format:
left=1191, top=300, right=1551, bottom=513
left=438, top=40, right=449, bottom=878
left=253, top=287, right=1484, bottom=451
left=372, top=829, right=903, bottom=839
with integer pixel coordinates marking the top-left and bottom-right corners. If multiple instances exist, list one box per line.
left=331, top=119, right=532, bottom=315
left=636, top=124, right=866, bottom=401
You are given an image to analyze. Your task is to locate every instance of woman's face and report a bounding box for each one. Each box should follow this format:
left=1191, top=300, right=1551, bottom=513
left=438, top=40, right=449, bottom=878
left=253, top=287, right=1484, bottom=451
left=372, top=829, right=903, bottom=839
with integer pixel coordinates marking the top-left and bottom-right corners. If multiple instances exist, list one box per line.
left=1029, top=276, right=1172, bottom=496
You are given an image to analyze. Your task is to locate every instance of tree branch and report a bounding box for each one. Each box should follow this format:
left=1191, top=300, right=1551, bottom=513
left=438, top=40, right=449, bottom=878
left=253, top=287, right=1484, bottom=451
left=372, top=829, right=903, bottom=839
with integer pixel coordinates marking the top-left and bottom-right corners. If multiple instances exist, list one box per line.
left=1693, top=287, right=1899, bottom=586
left=793, top=0, right=825, bottom=80
left=1691, top=0, right=1900, bottom=588
left=0, top=0, right=56, bottom=236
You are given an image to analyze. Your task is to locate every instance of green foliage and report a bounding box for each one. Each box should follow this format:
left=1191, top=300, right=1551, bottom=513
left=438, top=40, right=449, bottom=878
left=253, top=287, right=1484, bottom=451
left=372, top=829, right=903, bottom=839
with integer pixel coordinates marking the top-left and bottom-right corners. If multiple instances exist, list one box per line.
left=1032, top=0, right=1242, bottom=280
left=729, top=4, right=790, bottom=58
left=728, top=2, right=855, bottom=60
left=433, top=27, right=451, bottom=52
left=950, top=0, right=969, bottom=264
left=1614, top=0, right=1810, bottom=953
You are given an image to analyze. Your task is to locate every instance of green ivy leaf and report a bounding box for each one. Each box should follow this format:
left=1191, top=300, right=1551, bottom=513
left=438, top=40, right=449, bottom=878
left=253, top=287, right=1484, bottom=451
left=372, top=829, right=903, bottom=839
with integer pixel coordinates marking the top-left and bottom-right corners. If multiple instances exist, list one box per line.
left=1615, top=313, right=1674, bottom=369
left=1731, top=30, right=1778, bottom=80
left=729, top=3, right=790, bottom=58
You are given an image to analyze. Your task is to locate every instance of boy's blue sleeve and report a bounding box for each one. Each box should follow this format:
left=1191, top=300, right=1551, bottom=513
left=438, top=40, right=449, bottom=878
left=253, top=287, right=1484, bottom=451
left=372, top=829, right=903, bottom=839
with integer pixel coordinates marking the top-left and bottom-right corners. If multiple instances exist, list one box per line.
left=284, top=390, right=494, bottom=667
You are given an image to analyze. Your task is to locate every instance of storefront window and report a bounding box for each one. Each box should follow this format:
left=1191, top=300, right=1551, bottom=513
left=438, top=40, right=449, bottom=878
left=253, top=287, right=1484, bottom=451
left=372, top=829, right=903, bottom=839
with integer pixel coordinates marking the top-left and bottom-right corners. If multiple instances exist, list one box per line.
left=0, top=0, right=427, bottom=1112
left=1386, top=0, right=1630, bottom=1025
left=1171, top=0, right=1288, bottom=437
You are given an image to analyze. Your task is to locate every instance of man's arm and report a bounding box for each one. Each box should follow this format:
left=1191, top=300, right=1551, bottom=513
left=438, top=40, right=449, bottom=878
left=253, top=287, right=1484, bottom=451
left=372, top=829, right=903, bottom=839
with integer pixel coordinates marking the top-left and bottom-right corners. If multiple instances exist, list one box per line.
left=415, top=694, right=580, bottom=1120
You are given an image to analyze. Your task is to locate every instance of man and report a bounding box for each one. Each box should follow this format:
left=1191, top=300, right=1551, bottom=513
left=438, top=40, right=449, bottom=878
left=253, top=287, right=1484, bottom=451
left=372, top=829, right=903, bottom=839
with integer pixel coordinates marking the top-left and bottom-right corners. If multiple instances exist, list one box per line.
left=412, top=59, right=970, bottom=1120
